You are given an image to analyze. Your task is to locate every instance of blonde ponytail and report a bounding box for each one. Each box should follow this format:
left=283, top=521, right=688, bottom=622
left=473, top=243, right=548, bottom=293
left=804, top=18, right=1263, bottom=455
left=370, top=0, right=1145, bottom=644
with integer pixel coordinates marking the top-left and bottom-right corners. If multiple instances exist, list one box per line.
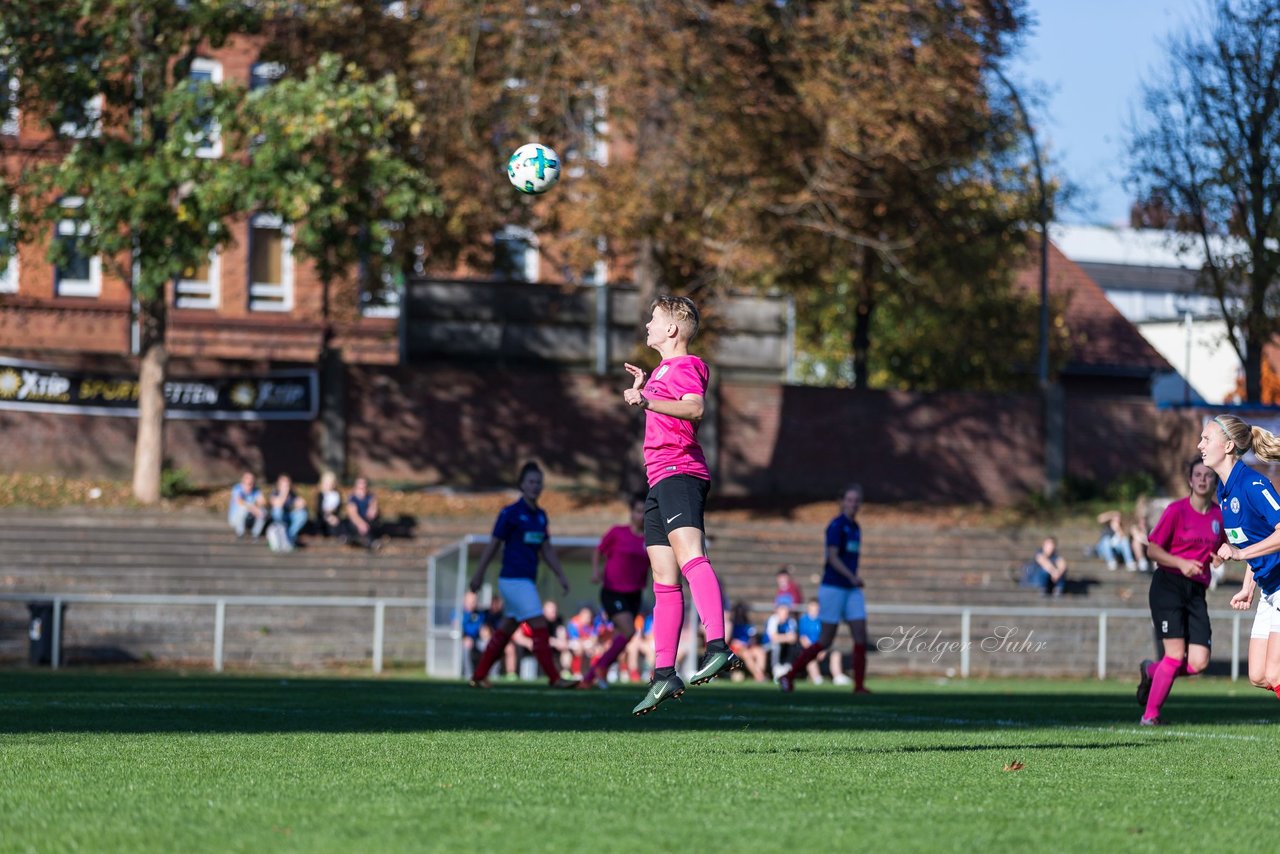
left=1253, top=425, right=1280, bottom=463
left=1211, top=413, right=1280, bottom=462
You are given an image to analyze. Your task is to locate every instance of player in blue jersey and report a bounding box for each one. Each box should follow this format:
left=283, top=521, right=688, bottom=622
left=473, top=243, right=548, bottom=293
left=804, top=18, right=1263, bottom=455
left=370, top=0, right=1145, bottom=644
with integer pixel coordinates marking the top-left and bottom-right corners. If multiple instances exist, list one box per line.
left=467, top=461, right=578, bottom=689
left=1201, top=414, right=1280, bottom=699
left=779, top=484, right=870, bottom=694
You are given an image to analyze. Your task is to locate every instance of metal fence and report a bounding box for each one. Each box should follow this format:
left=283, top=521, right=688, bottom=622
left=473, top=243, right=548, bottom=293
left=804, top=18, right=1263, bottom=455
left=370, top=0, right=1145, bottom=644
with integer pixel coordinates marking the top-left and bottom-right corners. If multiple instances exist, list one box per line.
left=2, top=535, right=1256, bottom=680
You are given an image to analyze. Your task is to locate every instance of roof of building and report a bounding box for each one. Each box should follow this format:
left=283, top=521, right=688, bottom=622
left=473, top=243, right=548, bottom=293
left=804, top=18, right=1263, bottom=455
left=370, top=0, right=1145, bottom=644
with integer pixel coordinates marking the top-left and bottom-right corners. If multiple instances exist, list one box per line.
left=1015, top=240, right=1173, bottom=377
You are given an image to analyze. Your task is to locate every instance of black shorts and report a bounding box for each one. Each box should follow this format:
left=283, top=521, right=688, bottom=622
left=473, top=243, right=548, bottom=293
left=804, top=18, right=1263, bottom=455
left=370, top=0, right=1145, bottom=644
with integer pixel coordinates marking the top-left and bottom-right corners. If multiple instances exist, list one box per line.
left=1149, top=569, right=1212, bottom=648
left=644, top=474, right=710, bottom=548
left=601, top=587, right=643, bottom=619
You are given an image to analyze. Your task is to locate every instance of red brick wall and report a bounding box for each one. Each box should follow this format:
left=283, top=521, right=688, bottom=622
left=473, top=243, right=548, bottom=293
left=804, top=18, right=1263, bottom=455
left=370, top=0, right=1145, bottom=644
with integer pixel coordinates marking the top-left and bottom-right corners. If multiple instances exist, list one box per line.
left=0, top=359, right=1218, bottom=504
left=717, top=383, right=1046, bottom=504
left=343, top=364, right=640, bottom=490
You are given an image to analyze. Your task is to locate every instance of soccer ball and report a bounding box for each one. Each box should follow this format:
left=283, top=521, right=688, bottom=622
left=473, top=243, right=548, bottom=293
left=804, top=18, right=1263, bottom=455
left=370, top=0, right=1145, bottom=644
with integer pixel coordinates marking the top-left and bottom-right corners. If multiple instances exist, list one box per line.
left=507, top=143, right=561, bottom=195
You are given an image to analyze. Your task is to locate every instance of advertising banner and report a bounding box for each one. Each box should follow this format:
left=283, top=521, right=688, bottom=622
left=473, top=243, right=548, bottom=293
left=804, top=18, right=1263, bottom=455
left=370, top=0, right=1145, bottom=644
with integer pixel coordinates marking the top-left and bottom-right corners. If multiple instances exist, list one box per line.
left=0, top=357, right=318, bottom=421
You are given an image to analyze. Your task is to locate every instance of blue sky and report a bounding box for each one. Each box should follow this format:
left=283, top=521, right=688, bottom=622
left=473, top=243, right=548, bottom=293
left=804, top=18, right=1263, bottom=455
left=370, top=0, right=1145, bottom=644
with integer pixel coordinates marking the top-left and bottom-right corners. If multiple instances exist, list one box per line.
left=1008, top=0, right=1205, bottom=226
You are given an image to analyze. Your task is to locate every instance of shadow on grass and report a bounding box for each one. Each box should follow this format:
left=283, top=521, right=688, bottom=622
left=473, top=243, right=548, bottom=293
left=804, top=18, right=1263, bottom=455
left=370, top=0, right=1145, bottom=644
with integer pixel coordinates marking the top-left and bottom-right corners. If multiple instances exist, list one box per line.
left=2, top=670, right=1276, bottom=737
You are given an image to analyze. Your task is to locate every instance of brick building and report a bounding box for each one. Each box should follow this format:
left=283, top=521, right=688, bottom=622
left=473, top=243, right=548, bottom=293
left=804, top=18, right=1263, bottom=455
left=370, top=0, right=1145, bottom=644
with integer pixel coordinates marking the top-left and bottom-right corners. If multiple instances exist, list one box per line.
left=0, top=32, right=1195, bottom=504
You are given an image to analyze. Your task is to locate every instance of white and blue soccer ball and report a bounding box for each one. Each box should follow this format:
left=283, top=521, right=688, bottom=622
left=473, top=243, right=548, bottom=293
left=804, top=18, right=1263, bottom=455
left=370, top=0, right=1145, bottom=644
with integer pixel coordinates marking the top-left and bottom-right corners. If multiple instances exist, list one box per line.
left=506, top=142, right=561, bottom=195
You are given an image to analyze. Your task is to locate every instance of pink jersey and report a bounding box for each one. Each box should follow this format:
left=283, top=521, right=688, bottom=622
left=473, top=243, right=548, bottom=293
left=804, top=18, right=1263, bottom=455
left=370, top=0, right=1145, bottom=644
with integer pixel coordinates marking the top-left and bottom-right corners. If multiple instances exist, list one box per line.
left=641, top=355, right=711, bottom=486
left=597, top=524, right=649, bottom=592
left=1147, top=496, right=1226, bottom=587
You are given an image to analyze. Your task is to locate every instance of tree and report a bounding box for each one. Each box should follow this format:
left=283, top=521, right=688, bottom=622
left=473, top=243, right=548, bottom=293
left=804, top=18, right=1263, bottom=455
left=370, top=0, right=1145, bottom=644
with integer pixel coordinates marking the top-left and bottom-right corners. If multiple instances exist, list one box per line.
left=1127, top=0, right=1280, bottom=404
left=0, top=1, right=438, bottom=501
left=268, top=2, right=1045, bottom=388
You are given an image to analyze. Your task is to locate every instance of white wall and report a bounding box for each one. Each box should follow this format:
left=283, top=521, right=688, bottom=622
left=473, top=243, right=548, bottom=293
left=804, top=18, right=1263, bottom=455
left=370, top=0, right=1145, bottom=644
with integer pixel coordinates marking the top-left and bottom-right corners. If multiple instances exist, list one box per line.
left=1138, top=318, right=1240, bottom=404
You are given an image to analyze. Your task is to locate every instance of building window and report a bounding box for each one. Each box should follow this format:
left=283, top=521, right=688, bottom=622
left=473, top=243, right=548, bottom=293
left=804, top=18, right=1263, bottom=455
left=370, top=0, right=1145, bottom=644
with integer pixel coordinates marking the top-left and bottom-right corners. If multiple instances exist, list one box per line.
left=359, top=228, right=404, bottom=318
left=494, top=226, right=539, bottom=282
left=175, top=251, right=219, bottom=309
left=57, top=93, right=102, bottom=139
left=250, top=62, right=285, bottom=91
left=248, top=213, right=293, bottom=312
left=1, top=64, right=17, bottom=136
left=54, top=198, right=101, bottom=298
left=188, top=57, right=223, bottom=158
left=565, top=86, right=609, bottom=176
left=0, top=229, right=16, bottom=294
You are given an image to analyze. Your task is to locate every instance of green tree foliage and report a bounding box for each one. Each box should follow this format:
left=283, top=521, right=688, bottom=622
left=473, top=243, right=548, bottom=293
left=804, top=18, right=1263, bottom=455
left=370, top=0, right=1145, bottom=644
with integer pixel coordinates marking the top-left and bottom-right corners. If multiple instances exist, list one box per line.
left=1127, top=0, right=1280, bottom=404
left=276, top=1, right=1047, bottom=388
left=0, top=0, right=439, bottom=501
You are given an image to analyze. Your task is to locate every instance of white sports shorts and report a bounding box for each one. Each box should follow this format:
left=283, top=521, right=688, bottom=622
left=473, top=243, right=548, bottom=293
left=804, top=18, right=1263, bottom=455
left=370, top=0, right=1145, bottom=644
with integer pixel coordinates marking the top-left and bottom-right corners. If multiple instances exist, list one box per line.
left=498, top=577, right=543, bottom=623
left=818, top=584, right=867, bottom=624
left=1251, top=589, right=1280, bottom=640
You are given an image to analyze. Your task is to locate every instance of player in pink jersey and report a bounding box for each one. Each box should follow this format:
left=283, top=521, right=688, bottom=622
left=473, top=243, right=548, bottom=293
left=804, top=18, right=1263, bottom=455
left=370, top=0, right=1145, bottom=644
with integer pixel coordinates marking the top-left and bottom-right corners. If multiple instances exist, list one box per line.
left=623, top=295, right=742, bottom=716
left=1134, top=460, right=1226, bottom=725
left=579, top=494, right=650, bottom=688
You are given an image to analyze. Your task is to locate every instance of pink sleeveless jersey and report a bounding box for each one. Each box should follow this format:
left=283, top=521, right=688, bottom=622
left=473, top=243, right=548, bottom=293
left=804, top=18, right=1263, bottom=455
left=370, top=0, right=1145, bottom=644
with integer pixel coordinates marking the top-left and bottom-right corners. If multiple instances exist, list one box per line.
left=597, top=524, right=650, bottom=592
left=642, top=355, right=711, bottom=487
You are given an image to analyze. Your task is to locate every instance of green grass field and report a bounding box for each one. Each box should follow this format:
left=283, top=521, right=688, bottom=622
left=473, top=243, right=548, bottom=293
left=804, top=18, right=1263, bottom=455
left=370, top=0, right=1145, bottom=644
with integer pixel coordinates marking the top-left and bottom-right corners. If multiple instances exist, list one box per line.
left=3, top=671, right=1280, bottom=853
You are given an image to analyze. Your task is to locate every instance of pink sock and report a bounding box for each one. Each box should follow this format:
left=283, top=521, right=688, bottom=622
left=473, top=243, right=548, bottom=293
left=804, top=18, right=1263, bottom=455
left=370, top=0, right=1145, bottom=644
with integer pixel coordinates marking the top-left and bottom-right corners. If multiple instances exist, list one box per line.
left=587, top=633, right=630, bottom=683
left=680, top=556, right=725, bottom=642
left=1145, top=656, right=1182, bottom=720
left=652, top=582, right=684, bottom=669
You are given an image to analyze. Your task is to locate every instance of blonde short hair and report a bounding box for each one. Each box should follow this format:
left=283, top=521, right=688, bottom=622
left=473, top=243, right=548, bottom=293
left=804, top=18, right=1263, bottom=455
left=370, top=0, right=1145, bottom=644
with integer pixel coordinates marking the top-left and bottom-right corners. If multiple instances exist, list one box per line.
left=651, top=295, right=700, bottom=340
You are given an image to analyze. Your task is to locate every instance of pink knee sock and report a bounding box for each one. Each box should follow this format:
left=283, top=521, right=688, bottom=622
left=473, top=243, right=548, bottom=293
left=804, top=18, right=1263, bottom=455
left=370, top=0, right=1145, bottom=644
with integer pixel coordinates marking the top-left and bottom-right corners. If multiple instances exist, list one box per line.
left=652, top=582, right=684, bottom=669
left=1146, top=655, right=1197, bottom=720
left=680, top=556, right=725, bottom=642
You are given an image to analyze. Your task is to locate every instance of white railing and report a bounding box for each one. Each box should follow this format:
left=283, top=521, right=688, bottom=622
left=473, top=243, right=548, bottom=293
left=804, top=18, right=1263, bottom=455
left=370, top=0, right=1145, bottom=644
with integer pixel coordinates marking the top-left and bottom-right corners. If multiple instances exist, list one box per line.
left=865, top=603, right=1248, bottom=681
left=0, top=592, right=424, bottom=674
left=4, top=543, right=1254, bottom=681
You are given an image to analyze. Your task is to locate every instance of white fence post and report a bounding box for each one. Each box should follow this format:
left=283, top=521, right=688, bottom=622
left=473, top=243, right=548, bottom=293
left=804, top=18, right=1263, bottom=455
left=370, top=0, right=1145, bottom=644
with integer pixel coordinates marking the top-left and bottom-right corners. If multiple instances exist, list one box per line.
left=213, top=599, right=226, bottom=673
left=1097, top=612, right=1108, bottom=679
left=373, top=600, right=386, bottom=674
left=1232, top=613, right=1241, bottom=682
left=51, top=596, right=63, bottom=670
left=960, top=609, right=971, bottom=678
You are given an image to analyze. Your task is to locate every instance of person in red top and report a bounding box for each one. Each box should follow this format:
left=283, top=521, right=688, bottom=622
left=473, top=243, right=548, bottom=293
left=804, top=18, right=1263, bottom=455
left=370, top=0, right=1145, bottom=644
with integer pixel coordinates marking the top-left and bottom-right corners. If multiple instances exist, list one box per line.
left=774, top=567, right=803, bottom=607
left=580, top=494, right=650, bottom=688
left=1135, top=460, right=1227, bottom=725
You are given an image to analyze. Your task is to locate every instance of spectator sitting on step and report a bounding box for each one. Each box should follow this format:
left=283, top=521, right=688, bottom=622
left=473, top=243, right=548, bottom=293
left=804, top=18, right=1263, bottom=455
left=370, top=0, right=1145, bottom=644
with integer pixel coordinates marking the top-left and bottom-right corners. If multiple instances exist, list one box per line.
left=774, top=566, right=803, bottom=607
left=313, top=470, right=345, bottom=539
left=345, top=476, right=383, bottom=550
left=1095, top=510, right=1139, bottom=571
left=268, top=473, right=309, bottom=548
left=764, top=601, right=800, bottom=679
left=227, top=471, right=268, bottom=540
left=798, top=597, right=847, bottom=683
left=728, top=601, right=769, bottom=682
left=1028, top=535, right=1068, bottom=597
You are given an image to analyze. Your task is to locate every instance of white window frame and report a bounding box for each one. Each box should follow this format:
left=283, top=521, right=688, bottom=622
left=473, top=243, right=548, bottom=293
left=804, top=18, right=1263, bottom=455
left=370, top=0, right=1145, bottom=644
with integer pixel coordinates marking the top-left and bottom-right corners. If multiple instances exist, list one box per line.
left=248, top=213, right=294, bottom=312
left=175, top=250, right=220, bottom=309
left=58, top=93, right=103, bottom=140
left=188, top=57, right=223, bottom=158
left=54, top=197, right=101, bottom=298
left=250, top=62, right=285, bottom=91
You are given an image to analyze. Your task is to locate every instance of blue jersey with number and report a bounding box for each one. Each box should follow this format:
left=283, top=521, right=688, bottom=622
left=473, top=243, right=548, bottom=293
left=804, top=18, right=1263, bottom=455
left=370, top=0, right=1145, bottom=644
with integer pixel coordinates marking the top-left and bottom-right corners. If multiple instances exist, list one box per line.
left=1218, top=461, right=1280, bottom=595
left=823, top=514, right=861, bottom=589
left=491, top=499, right=549, bottom=581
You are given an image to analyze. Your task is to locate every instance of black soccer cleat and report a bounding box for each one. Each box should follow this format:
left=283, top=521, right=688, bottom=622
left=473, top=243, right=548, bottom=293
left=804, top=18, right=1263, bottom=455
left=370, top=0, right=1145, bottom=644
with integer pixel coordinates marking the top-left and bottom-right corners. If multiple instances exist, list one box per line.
left=690, top=649, right=744, bottom=686
left=631, top=672, right=686, bottom=716
left=1136, top=659, right=1154, bottom=707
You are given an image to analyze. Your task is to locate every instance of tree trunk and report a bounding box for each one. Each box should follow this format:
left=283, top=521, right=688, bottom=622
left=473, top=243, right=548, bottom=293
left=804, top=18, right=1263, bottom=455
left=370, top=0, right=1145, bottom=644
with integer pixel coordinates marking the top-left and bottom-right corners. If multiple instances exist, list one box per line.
left=633, top=235, right=659, bottom=341
left=132, top=298, right=168, bottom=504
left=851, top=250, right=875, bottom=389
left=1246, top=331, right=1264, bottom=405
